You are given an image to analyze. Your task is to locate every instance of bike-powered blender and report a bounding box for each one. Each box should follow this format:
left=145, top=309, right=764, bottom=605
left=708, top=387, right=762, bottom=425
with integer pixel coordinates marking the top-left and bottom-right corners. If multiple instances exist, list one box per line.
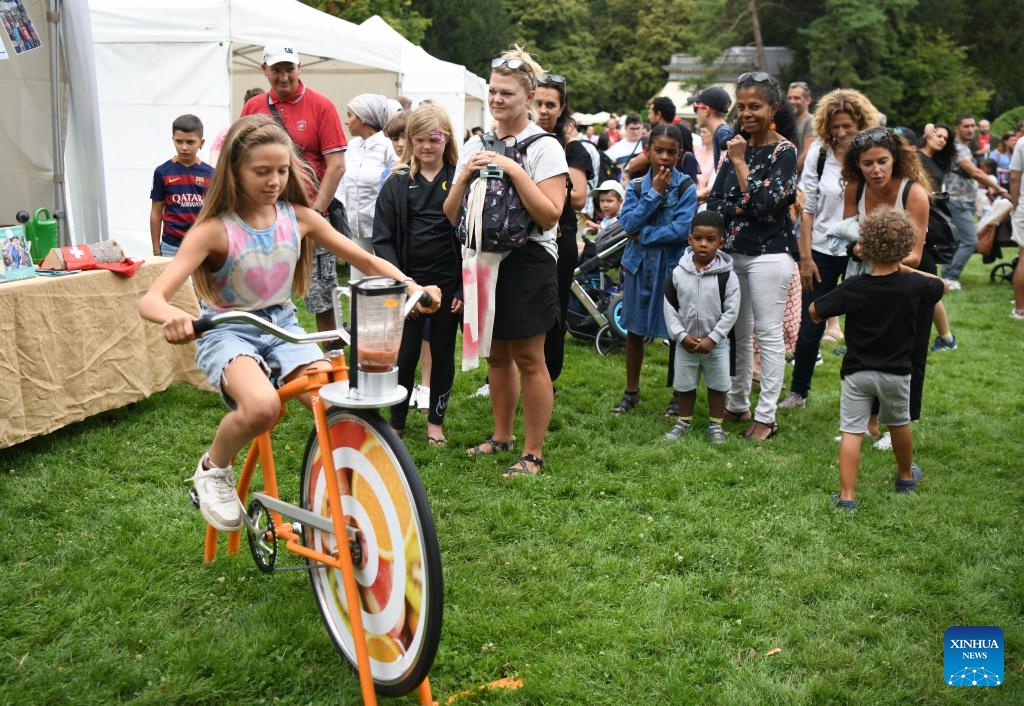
left=320, top=277, right=415, bottom=409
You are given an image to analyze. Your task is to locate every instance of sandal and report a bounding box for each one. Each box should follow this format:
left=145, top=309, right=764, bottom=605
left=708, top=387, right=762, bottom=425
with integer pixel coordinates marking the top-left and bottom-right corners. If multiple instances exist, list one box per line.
left=722, top=408, right=752, bottom=423
left=502, top=454, right=544, bottom=478
left=427, top=435, right=448, bottom=447
left=466, top=436, right=515, bottom=458
left=611, top=390, right=640, bottom=415
left=741, top=420, right=778, bottom=441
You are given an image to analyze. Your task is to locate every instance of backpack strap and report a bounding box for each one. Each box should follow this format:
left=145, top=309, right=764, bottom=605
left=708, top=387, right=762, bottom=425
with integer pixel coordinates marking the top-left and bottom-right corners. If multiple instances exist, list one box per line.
left=815, top=144, right=828, bottom=180
left=663, top=275, right=679, bottom=310
left=632, top=174, right=694, bottom=199
left=717, top=270, right=737, bottom=376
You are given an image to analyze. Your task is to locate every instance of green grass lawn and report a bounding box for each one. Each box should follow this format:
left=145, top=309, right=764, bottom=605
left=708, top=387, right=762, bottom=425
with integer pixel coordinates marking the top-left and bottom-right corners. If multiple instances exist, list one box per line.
left=1, top=256, right=1021, bottom=705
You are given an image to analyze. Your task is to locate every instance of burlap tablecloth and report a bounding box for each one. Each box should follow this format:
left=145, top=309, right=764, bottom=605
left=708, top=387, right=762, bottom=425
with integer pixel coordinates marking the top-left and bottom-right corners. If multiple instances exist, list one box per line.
left=0, top=258, right=207, bottom=448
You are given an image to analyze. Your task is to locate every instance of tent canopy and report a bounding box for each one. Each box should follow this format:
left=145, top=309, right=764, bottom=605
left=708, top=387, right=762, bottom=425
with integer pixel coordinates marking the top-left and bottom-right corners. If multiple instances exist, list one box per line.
left=89, top=0, right=407, bottom=254
left=358, top=15, right=489, bottom=141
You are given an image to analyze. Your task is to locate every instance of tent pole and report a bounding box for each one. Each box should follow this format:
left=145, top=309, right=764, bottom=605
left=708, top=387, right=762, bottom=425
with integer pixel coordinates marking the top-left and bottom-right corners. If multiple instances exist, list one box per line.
left=48, top=0, right=67, bottom=245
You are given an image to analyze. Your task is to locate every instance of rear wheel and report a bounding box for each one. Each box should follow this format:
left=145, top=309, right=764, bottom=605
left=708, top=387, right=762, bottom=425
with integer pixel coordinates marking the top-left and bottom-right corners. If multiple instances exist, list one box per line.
left=299, top=408, right=443, bottom=697
left=990, top=262, right=1013, bottom=284
left=604, top=291, right=628, bottom=340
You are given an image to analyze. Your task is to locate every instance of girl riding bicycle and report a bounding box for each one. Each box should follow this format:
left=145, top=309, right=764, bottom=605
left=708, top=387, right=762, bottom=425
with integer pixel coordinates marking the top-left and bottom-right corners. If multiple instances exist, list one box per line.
left=140, top=114, right=439, bottom=533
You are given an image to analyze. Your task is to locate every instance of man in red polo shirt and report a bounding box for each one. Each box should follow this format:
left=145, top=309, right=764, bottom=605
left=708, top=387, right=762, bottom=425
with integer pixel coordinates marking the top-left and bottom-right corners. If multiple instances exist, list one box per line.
left=241, top=41, right=348, bottom=334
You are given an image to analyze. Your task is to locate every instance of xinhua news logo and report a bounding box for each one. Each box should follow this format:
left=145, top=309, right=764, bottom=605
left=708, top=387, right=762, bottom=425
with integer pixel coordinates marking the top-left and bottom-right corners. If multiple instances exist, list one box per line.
left=944, top=626, right=1003, bottom=686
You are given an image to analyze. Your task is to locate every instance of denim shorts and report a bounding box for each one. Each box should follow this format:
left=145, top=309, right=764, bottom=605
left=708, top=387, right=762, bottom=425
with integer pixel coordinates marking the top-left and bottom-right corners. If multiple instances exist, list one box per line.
left=839, top=370, right=911, bottom=433
left=673, top=340, right=731, bottom=392
left=195, top=302, right=324, bottom=408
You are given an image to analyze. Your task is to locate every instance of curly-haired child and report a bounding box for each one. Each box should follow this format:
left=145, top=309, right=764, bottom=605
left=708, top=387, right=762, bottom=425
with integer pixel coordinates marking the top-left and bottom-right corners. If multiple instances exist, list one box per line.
left=810, top=207, right=946, bottom=510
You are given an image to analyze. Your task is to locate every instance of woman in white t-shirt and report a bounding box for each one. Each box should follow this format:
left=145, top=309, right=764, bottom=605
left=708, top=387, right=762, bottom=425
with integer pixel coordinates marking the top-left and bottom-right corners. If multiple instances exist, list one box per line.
left=780, top=89, right=879, bottom=409
left=443, top=45, right=568, bottom=478
left=338, top=93, right=399, bottom=278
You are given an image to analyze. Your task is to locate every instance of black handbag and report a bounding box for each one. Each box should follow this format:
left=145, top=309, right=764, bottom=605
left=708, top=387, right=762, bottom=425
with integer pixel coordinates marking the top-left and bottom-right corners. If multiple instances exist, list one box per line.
left=926, top=193, right=957, bottom=265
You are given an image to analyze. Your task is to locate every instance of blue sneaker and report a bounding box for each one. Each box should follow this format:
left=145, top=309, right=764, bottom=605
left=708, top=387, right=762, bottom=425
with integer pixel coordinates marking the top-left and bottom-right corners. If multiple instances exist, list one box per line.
left=931, top=335, right=957, bottom=352
left=831, top=492, right=858, bottom=511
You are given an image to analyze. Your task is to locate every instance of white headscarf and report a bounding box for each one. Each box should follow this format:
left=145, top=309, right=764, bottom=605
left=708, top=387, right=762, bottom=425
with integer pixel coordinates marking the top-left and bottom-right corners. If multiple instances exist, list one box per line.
left=348, top=94, right=395, bottom=132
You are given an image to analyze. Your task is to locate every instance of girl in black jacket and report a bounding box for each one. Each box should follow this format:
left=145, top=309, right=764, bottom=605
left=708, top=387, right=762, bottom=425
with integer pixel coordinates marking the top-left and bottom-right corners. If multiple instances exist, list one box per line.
left=373, top=104, right=463, bottom=444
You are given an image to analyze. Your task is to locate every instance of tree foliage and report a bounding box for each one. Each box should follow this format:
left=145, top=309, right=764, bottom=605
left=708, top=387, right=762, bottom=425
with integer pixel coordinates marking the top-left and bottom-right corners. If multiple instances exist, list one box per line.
left=302, top=0, right=1019, bottom=129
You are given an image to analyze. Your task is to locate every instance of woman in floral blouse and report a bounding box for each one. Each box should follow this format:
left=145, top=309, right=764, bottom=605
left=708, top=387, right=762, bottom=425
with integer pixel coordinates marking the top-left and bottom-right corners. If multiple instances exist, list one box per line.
left=707, top=71, right=798, bottom=441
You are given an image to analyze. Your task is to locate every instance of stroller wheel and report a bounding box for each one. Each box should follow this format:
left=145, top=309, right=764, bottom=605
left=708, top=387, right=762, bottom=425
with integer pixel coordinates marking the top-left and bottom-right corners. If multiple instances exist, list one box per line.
left=990, top=261, right=1014, bottom=284
left=604, top=292, right=628, bottom=340
left=595, top=325, right=623, bottom=356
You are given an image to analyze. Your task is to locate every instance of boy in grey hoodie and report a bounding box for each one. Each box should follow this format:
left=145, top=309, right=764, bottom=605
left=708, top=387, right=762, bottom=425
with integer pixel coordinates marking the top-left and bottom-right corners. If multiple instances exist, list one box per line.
left=662, top=211, right=741, bottom=443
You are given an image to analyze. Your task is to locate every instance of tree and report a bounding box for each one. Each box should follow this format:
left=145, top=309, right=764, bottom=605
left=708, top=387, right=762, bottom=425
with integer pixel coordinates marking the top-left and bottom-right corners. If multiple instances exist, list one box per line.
left=301, top=0, right=430, bottom=44
left=413, top=0, right=515, bottom=79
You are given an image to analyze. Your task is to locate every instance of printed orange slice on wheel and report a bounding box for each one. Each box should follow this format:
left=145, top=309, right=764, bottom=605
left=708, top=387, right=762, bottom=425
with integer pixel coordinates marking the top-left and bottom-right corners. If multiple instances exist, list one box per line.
left=354, top=436, right=413, bottom=535
left=366, top=633, right=405, bottom=663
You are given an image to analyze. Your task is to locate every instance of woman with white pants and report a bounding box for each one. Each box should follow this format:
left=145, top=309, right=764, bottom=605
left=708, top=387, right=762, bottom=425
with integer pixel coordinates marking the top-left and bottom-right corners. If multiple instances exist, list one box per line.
left=707, top=71, right=799, bottom=440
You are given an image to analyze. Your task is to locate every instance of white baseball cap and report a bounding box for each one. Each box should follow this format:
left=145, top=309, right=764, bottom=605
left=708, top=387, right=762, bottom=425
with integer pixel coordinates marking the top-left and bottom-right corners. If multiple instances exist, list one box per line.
left=594, top=180, right=625, bottom=199
left=262, top=41, right=300, bottom=67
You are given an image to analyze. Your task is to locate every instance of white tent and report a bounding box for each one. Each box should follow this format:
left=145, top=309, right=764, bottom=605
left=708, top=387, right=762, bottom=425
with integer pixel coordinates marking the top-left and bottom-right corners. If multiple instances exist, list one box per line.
left=90, top=0, right=408, bottom=255
left=358, top=15, right=489, bottom=142
left=1, top=0, right=408, bottom=256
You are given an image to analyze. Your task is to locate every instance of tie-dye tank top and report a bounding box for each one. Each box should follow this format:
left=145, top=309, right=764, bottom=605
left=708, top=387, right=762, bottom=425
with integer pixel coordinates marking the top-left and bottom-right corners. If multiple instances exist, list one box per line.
left=206, top=202, right=300, bottom=311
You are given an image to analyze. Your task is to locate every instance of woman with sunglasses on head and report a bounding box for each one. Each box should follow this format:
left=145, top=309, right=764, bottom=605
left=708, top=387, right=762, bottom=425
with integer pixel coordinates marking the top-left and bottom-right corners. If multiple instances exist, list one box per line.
left=780, top=89, right=880, bottom=410
left=533, top=71, right=592, bottom=385
left=443, top=46, right=568, bottom=478
left=707, top=71, right=799, bottom=441
left=841, top=126, right=935, bottom=445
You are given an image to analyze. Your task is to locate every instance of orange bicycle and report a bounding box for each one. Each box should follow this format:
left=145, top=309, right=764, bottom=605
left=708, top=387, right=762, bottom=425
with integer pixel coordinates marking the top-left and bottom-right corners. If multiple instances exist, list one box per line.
left=192, top=280, right=441, bottom=705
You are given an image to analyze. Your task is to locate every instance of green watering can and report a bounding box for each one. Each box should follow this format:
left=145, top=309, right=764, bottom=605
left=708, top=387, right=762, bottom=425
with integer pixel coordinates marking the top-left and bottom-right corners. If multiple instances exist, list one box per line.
left=18, top=208, right=58, bottom=263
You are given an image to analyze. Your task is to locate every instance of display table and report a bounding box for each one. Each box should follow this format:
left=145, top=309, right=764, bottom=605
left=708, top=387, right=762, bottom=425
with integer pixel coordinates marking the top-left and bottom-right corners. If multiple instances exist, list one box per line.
left=0, top=258, right=207, bottom=448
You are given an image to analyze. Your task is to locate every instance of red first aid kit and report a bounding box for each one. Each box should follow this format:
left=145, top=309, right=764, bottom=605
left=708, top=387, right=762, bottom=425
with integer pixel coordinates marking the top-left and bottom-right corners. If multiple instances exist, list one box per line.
left=39, top=242, right=143, bottom=277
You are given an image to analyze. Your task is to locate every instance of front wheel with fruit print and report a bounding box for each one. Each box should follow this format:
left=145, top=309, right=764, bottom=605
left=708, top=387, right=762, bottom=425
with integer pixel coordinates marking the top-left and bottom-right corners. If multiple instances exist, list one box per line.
left=299, top=407, right=443, bottom=697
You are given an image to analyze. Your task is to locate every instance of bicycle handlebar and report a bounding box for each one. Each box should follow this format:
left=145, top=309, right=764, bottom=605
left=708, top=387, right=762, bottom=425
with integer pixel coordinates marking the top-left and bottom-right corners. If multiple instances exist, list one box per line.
left=192, top=291, right=433, bottom=343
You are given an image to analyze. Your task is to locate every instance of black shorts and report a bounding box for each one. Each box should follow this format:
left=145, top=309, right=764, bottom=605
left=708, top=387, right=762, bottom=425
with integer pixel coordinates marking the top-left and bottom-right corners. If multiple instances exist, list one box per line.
left=492, top=240, right=559, bottom=340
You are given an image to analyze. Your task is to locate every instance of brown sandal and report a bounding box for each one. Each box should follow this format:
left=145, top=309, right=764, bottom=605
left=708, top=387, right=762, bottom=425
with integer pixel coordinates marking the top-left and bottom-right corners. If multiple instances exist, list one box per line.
left=741, top=421, right=778, bottom=441
left=502, top=454, right=544, bottom=478
left=723, top=408, right=752, bottom=423
left=466, top=436, right=515, bottom=458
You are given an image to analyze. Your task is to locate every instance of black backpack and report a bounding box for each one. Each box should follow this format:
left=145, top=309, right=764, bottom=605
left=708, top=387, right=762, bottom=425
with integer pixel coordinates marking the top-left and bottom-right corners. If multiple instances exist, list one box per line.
left=925, top=194, right=957, bottom=264
left=457, top=131, right=557, bottom=252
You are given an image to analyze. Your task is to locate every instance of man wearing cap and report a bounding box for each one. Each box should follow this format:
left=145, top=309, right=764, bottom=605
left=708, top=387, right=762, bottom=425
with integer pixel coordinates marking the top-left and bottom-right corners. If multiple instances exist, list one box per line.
left=241, top=41, right=348, bottom=334
left=687, top=86, right=733, bottom=169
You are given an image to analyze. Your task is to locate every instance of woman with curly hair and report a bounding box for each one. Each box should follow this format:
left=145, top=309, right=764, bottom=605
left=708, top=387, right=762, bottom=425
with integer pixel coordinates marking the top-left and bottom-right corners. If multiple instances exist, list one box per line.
left=840, top=127, right=934, bottom=447
left=780, top=88, right=880, bottom=409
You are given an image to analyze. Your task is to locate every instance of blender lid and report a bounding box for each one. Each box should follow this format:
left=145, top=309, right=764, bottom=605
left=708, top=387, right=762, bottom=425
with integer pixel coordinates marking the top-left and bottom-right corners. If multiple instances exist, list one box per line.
left=350, top=276, right=406, bottom=295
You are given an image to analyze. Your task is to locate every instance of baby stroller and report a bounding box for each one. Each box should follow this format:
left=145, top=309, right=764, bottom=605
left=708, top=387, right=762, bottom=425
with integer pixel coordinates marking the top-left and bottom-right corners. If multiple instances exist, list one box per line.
left=988, top=218, right=1018, bottom=284
left=566, top=219, right=630, bottom=355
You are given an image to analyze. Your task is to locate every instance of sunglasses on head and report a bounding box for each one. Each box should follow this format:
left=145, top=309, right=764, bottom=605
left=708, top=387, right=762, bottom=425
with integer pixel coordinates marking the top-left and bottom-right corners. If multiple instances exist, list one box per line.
left=738, top=71, right=777, bottom=85
left=492, top=57, right=526, bottom=71
left=852, top=127, right=895, bottom=150
left=539, top=73, right=566, bottom=86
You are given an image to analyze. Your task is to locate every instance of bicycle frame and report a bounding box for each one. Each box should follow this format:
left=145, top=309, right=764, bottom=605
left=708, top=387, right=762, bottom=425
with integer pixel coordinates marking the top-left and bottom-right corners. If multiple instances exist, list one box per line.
left=196, top=311, right=433, bottom=706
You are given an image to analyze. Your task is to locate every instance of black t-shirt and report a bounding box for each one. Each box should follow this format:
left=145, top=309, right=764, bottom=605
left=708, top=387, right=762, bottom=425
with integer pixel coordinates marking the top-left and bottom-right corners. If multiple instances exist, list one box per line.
left=406, top=171, right=460, bottom=288
left=559, top=140, right=594, bottom=239
left=814, top=271, right=944, bottom=377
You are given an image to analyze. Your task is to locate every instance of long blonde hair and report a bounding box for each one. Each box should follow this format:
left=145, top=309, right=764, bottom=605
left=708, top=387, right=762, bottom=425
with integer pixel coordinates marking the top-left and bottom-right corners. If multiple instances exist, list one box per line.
left=393, top=104, right=459, bottom=178
left=192, top=115, right=314, bottom=301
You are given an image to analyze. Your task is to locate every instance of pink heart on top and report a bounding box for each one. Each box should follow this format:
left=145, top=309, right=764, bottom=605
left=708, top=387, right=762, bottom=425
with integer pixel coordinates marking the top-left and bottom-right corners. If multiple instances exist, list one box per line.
left=243, top=262, right=291, bottom=301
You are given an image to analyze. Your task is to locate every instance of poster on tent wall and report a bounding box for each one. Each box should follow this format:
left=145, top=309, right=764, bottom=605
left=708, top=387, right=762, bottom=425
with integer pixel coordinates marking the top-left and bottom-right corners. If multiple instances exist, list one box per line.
left=0, top=37, right=8, bottom=60
left=1, top=0, right=42, bottom=55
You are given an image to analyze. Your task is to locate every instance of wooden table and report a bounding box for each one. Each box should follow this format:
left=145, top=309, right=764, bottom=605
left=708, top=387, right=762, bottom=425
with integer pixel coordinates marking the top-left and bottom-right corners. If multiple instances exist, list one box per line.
left=0, top=258, right=206, bottom=448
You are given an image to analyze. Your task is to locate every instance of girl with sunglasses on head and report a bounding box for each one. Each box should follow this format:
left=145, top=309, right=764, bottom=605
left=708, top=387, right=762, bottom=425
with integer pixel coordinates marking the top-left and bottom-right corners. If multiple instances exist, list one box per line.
left=779, top=89, right=880, bottom=410
left=706, top=71, right=799, bottom=441
left=840, top=126, right=935, bottom=447
left=533, top=71, right=593, bottom=386
left=443, top=45, right=568, bottom=478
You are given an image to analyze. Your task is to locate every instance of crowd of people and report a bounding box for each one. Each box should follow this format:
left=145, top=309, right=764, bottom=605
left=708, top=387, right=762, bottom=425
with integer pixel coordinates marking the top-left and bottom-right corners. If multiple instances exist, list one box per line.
left=141, top=39, right=1024, bottom=527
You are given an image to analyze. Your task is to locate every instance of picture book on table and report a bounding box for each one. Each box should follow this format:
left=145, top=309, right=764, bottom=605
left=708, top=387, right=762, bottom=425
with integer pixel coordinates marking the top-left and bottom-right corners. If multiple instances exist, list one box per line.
left=0, top=224, right=36, bottom=282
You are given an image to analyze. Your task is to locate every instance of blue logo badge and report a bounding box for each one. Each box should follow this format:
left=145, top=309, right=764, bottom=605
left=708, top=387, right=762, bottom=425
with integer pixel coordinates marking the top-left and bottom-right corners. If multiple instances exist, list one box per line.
left=944, top=626, right=1003, bottom=686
